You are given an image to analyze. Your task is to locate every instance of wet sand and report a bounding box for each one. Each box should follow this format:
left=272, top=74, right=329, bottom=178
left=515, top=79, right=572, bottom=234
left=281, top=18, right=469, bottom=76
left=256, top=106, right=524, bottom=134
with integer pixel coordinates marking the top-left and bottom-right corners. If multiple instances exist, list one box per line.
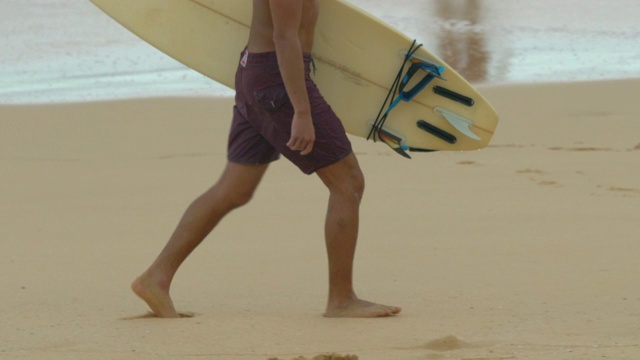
left=2, top=0, right=640, bottom=103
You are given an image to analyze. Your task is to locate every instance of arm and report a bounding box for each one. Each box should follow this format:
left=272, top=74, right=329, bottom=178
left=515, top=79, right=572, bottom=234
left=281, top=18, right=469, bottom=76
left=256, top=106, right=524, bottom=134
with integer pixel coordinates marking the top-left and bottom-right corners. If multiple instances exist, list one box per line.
left=269, top=0, right=315, bottom=155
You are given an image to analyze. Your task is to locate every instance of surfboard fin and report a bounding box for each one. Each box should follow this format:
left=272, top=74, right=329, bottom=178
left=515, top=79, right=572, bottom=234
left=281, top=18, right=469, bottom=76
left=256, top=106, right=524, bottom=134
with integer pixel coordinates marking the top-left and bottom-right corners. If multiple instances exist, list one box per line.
left=377, top=127, right=411, bottom=159
left=434, top=107, right=481, bottom=141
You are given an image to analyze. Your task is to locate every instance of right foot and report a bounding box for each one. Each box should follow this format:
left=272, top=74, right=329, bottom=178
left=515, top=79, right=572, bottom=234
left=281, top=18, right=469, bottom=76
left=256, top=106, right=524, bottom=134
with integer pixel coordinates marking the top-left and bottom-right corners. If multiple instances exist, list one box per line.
left=324, top=298, right=401, bottom=318
left=131, top=273, right=180, bottom=318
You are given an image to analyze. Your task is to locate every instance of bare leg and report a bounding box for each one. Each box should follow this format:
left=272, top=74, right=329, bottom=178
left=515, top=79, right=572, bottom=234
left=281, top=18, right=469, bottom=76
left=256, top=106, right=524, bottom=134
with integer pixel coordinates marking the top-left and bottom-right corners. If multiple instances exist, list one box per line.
left=316, top=153, right=401, bottom=318
left=131, top=162, right=269, bottom=317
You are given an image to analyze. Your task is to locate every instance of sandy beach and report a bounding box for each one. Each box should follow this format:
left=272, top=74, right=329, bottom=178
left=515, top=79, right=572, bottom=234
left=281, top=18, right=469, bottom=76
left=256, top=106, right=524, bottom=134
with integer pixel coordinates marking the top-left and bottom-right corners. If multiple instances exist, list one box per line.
left=2, top=78, right=639, bottom=359
left=2, top=0, right=640, bottom=359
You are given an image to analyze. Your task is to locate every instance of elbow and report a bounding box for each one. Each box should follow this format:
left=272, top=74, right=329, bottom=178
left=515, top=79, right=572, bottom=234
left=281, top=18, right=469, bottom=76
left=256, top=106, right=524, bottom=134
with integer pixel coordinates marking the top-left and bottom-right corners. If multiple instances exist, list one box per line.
left=272, top=30, right=298, bottom=49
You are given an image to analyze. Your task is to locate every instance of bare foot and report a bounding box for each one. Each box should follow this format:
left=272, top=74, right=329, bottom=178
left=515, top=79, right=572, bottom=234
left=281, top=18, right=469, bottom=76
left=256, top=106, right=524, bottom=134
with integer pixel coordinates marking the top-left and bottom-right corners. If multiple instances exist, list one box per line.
left=131, top=273, right=180, bottom=318
left=324, top=298, right=401, bottom=318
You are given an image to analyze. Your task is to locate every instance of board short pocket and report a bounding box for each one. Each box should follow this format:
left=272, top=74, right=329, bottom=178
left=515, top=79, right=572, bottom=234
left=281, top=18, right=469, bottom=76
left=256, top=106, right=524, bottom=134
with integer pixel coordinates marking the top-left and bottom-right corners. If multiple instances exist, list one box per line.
left=254, top=84, right=290, bottom=112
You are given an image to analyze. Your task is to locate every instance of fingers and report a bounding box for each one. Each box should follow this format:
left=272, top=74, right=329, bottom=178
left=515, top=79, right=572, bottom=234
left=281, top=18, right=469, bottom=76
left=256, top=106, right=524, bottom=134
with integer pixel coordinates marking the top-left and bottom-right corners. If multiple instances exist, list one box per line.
left=288, top=114, right=315, bottom=155
left=299, top=141, right=313, bottom=156
left=287, top=136, right=314, bottom=156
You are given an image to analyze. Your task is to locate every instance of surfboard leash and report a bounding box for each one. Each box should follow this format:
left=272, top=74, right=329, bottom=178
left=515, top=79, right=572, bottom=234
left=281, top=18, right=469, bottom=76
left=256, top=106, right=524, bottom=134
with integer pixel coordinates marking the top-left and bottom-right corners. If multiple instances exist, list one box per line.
left=368, top=40, right=449, bottom=158
left=367, top=40, right=422, bottom=144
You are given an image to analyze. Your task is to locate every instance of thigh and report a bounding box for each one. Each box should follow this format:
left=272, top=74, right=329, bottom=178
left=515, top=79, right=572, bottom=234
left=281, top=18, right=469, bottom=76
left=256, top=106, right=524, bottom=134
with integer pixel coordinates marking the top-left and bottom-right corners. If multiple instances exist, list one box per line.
left=228, top=105, right=280, bottom=166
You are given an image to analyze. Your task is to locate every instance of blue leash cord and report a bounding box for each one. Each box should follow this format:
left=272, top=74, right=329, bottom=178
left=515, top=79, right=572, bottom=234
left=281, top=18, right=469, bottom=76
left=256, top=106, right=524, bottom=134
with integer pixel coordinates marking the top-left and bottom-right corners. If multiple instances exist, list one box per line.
left=367, top=40, right=422, bottom=142
left=367, top=40, right=446, bottom=144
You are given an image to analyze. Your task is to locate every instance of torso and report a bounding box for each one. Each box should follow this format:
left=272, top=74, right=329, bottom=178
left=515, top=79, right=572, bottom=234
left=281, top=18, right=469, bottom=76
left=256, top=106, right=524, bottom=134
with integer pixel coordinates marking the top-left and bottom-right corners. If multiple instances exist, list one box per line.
left=248, top=0, right=319, bottom=53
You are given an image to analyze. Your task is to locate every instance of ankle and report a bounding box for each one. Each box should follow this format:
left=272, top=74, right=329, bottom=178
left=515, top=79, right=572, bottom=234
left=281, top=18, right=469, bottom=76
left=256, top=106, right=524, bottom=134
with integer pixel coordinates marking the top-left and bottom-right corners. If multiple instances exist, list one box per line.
left=136, top=269, right=172, bottom=291
left=328, top=291, right=358, bottom=307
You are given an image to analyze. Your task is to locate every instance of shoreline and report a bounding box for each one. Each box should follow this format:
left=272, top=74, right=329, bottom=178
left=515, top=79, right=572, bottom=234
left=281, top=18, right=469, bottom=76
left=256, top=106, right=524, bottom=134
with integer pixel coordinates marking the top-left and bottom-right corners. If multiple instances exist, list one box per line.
left=0, top=77, right=640, bottom=107
left=3, top=66, right=640, bottom=106
left=2, top=75, right=638, bottom=106
left=3, top=0, right=639, bottom=104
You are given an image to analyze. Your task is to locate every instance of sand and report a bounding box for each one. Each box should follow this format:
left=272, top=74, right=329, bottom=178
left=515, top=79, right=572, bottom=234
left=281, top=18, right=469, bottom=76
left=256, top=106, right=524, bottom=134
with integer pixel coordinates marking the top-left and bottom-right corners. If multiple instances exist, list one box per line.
left=1, top=78, right=639, bottom=359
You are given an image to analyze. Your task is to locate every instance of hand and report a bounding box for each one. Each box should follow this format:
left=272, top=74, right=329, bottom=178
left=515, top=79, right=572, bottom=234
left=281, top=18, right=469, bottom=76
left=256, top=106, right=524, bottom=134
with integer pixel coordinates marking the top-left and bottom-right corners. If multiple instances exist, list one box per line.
left=287, top=112, right=315, bottom=156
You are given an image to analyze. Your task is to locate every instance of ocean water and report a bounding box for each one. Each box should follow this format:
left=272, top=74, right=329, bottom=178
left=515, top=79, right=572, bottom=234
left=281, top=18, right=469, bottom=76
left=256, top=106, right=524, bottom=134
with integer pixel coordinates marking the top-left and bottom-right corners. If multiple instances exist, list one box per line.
left=1, top=0, right=639, bottom=104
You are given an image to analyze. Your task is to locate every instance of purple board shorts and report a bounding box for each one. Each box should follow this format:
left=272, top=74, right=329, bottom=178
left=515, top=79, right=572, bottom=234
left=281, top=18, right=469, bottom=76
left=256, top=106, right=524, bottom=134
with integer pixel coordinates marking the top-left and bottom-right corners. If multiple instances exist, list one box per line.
left=228, top=49, right=352, bottom=174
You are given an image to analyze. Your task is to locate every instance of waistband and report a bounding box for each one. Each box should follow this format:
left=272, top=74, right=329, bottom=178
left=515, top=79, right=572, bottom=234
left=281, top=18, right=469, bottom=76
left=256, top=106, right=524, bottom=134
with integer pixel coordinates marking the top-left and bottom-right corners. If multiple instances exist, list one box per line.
left=241, top=48, right=313, bottom=65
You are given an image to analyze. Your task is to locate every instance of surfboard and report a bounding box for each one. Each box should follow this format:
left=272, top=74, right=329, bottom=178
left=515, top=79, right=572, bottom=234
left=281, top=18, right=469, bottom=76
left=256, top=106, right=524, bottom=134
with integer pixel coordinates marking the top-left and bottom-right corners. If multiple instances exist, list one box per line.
left=90, top=0, right=498, bottom=154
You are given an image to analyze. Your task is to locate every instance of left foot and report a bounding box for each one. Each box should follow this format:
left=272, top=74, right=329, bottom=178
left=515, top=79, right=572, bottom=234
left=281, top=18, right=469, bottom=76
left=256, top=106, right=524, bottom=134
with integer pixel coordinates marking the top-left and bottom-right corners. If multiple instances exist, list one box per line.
left=324, top=298, right=401, bottom=318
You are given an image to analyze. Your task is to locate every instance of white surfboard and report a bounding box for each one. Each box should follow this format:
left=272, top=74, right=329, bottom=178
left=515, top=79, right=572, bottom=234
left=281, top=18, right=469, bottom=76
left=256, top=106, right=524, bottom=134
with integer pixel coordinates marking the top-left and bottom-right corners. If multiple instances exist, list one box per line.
left=90, top=0, right=498, bottom=155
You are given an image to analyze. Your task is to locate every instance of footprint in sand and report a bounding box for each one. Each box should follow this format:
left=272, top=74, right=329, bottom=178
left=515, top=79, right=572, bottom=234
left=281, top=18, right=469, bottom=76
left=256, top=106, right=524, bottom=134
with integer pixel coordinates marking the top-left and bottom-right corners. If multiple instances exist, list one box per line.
left=592, top=185, right=640, bottom=198
left=538, top=180, right=561, bottom=187
left=516, top=169, right=547, bottom=175
left=268, top=353, right=358, bottom=360
left=120, top=311, right=195, bottom=320
left=548, top=146, right=614, bottom=152
left=516, top=169, right=562, bottom=188
left=607, top=186, right=640, bottom=196
left=457, top=160, right=481, bottom=166
left=488, top=144, right=526, bottom=149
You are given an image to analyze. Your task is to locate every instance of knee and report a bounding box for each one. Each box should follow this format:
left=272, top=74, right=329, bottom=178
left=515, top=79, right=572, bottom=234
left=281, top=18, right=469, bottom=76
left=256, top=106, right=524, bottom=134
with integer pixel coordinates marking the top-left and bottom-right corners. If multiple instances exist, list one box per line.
left=336, top=168, right=365, bottom=204
left=207, top=184, right=255, bottom=212
left=319, top=155, right=366, bottom=202
left=224, top=189, right=254, bottom=210
left=351, top=171, right=365, bottom=200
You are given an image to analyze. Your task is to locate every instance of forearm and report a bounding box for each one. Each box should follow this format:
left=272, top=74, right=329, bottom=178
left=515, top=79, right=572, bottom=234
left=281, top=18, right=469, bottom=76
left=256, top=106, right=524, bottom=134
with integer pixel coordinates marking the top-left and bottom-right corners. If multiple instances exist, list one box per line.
left=273, top=35, right=311, bottom=116
left=269, top=0, right=311, bottom=116
left=269, top=0, right=315, bottom=155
